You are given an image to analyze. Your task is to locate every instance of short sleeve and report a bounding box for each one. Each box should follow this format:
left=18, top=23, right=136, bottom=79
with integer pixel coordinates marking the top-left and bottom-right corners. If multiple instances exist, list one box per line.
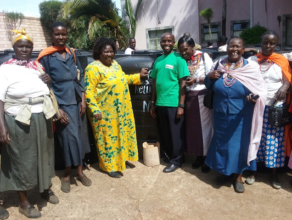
left=150, top=60, right=158, bottom=79
left=177, top=57, right=190, bottom=79
left=0, top=66, right=9, bottom=102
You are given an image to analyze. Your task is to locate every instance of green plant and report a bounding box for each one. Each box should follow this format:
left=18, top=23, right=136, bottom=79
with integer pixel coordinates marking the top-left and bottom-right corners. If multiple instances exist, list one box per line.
left=3, top=11, right=24, bottom=40
left=199, top=8, right=213, bottom=41
left=124, top=0, right=143, bottom=37
left=62, top=0, right=129, bottom=49
left=39, top=0, right=63, bottom=30
left=240, top=24, right=268, bottom=44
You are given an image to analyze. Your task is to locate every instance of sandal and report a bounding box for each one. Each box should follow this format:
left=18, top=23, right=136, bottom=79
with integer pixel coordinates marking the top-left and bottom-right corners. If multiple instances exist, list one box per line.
left=108, top=171, right=122, bottom=178
left=19, top=205, right=41, bottom=218
left=61, top=178, right=70, bottom=193
left=125, top=161, right=135, bottom=169
left=77, top=175, right=92, bottom=186
left=0, top=206, right=9, bottom=220
left=233, top=181, right=245, bottom=193
left=245, top=175, right=255, bottom=185
left=41, top=190, right=59, bottom=204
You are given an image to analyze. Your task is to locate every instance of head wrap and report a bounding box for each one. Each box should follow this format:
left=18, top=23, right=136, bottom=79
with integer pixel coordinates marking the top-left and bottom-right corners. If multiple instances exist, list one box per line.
left=11, top=28, right=33, bottom=45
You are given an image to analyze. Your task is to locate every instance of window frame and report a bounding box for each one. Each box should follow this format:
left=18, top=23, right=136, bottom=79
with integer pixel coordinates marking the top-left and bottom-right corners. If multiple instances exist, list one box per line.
left=282, top=14, right=292, bottom=48
left=230, top=20, right=250, bottom=38
left=146, top=26, right=174, bottom=50
left=200, top=22, right=221, bottom=44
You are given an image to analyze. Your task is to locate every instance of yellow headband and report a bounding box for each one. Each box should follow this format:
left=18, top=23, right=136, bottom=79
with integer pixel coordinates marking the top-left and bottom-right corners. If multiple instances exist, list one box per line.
left=11, top=28, right=33, bottom=45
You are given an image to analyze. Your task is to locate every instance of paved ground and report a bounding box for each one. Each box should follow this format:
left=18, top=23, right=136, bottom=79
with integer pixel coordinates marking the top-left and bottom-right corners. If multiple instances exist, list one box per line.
left=2, top=156, right=292, bottom=220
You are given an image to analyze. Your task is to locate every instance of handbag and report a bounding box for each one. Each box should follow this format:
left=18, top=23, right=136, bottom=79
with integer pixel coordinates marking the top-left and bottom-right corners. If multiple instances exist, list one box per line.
left=35, top=61, right=61, bottom=121
left=268, top=101, right=291, bottom=127
left=203, top=61, right=219, bottom=109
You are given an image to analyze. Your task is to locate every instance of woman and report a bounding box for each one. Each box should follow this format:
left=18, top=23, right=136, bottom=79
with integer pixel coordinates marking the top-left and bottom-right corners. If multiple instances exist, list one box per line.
left=177, top=36, right=213, bottom=172
left=204, top=37, right=267, bottom=193
left=0, top=28, right=58, bottom=218
left=246, top=31, right=291, bottom=189
left=37, top=22, right=91, bottom=193
left=85, top=38, right=148, bottom=178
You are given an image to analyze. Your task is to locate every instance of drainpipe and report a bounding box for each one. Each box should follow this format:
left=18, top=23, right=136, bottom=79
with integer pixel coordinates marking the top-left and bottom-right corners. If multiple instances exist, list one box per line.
left=250, top=0, right=253, bottom=28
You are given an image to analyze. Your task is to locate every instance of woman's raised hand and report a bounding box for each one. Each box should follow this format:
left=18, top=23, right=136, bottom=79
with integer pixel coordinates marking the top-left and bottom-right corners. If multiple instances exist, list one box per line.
left=140, top=68, right=149, bottom=78
left=208, top=70, right=222, bottom=80
left=94, top=113, right=102, bottom=120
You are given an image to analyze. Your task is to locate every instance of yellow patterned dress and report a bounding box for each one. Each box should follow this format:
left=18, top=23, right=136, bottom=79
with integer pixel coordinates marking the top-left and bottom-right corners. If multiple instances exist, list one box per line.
left=85, top=60, right=141, bottom=172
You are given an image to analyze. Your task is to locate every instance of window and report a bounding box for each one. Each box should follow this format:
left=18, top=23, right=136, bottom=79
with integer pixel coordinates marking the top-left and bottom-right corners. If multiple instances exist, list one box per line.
left=146, top=27, right=173, bottom=50
left=285, top=17, right=292, bottom=46
left=201, top=22, right=221, bottom=43
left=231, top=20, right=250, bottom=37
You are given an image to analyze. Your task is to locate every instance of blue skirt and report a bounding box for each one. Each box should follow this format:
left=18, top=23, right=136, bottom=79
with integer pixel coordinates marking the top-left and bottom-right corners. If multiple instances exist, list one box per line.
left=205, top=111, right=256, bottom=175
left=56, top=104, right=83, bottom=167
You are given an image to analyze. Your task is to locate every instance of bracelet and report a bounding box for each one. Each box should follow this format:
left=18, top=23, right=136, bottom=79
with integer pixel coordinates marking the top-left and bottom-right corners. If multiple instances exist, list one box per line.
left=178, top=104, right=185, bottom=108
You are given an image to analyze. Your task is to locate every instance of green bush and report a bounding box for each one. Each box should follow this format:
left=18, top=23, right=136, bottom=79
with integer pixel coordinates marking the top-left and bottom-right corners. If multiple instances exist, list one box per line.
left=240, top=24, right=268, bottom=44
left=39, top=0, right=63, bottom=30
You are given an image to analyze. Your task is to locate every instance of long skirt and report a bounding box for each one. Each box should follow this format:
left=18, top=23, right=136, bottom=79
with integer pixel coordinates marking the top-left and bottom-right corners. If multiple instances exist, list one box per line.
left=0, top=113, right=55, bottom=193
left=56, top=104, right=83, bottom=167
left=80, top=112, right=91, bottom=158
left=185, top=90, right=213, bottom=156
left=205, top=111, right=256, bottom=175
left=257, top=105, right=285, bottom=168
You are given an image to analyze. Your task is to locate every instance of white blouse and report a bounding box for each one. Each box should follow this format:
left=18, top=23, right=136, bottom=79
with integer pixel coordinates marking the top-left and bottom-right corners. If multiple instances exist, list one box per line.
left=186, top=51, right=213, bottom=91
left=0, top=64, right=50, bottom=116
left=249, top=56, right=286, bottom=106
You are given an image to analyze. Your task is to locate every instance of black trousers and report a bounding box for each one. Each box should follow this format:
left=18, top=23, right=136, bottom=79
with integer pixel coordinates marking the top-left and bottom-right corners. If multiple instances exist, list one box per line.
left=156, top=106, right=185, bottom=166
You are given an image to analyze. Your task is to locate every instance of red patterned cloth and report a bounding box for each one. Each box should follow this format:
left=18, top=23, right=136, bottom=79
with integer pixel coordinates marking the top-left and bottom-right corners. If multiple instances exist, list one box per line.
left=2, top=58, right=43, bottom=71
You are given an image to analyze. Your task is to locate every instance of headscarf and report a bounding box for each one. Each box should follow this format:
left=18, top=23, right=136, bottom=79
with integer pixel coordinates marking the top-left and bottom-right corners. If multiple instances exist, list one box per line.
left=217, top=59, right=267, bottom=165
left=11, top=28, right=33, bottom=45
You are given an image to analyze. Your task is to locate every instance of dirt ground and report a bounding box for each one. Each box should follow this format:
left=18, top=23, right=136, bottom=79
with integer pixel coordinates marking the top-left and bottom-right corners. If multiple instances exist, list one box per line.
left=2, top=156, right=292, bottom=220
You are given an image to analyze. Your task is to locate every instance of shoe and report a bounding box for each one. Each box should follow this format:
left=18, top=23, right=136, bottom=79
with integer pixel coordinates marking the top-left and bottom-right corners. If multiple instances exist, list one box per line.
left=125, top=161, right=136, bottom=169
left=41, top=190, right=59, bottom=204
left=245, top=175, right=255, bottom=185
left=77, top=175, right=92, bottom=186
left=108, top=171, right=122, bottom=178
left=215, top=174, right=232, bottom=186
left=163, top=164, right=180, bottom=173
left=191, top=157, right=204, bottom=169
left=201, top=164, right=210, bottom=173
left=233, top=182, right=245, bottom=193
left=272, top=181, right=281, bottom=189
left=0, top=206, right=9, bottom=220
left=19, top=205, right=41, bottom=218
left=61, top=178, right=70, bottom=193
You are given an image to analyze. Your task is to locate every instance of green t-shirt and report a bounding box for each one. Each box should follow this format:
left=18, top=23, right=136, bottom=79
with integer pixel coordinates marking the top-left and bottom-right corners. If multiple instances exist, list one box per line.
left=150, top=52, right=189, bottom=107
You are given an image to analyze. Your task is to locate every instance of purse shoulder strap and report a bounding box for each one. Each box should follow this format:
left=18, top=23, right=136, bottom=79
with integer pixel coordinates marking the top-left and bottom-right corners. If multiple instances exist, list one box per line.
left=35, top=61, right=45, bottom=75
left=214, top=61, right=219, bottom=71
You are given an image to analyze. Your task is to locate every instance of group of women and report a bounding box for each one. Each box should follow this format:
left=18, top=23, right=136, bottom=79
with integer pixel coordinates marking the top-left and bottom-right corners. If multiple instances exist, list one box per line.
left=0, top=21, right=292, bottom=219
left=177, top=31, right=292, bottom=194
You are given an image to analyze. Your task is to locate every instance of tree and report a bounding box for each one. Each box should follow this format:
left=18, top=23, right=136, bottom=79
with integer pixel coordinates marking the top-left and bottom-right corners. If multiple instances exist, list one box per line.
left=222, top=0, right=227, bottom=36
left=39, top=0, right=63, bottom=30
left=3, top=11, right=24, bottom=41
left=62, top=0, right=129, bottom=48
left=124, top=0, right=143, bottom=37
left=240, top=24, right=267, bottom=45
left=199, top=8, right=213, bottom=41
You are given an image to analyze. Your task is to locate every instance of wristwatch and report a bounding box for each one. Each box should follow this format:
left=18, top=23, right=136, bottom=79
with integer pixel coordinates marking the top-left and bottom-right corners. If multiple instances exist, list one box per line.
left=178, top=104, right=185, bottom=108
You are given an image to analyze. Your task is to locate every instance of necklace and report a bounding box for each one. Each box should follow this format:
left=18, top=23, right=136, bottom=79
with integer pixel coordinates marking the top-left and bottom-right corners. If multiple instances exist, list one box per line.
left=187, top=54, right=201, bottom=76
left=222, top=58, right=243, bottom=87
left=259, top=59, right=273, bottom=73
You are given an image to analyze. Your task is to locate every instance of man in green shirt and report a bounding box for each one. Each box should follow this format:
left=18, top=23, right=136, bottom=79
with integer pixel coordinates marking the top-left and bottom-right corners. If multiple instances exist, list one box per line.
left=150, top=32, right=190, bottom=173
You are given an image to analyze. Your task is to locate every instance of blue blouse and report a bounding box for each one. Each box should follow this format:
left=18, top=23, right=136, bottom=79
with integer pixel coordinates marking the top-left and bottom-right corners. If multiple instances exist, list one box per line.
left=204, top=58, right=254, bottom=115
left=40, top=48, right=84, bottom=105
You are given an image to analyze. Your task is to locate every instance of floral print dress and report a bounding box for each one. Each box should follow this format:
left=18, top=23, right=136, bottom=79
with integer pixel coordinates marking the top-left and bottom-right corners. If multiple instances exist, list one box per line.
left=85, top=60, right=140, bottom=172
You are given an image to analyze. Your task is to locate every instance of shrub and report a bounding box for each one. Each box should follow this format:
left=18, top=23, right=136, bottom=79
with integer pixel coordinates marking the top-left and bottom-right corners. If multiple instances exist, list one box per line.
left=240, top=24, right=268, bottom=45
left=39, top=0, right=63, bottom=30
